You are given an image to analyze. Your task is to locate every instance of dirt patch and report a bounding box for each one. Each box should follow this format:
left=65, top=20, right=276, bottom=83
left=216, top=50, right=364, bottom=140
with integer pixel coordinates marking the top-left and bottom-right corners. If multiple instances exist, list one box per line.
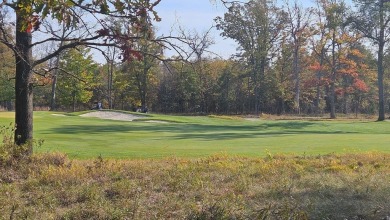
left=80, top=111, right=146, bottom=121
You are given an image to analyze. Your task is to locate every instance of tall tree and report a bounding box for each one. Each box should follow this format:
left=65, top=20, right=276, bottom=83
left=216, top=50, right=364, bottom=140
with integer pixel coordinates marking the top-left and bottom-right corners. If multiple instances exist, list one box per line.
left=326, top=0, right=347, bottom=118
left=216, top=0, right=286, bottom=114
left=57, top=48, right=97, bottom=112
left=311, top=0, right=350, bottom=118
left=273, top=32, right=294, bottom=114
left=310, top=0, right=329, bottom=114
left=0, top=0, right=162, bottom=152
left=181, top=28, right=215, bottom=113
left=285, top=0, right=312, bottom=114
left=120, top=17, right=162, bottom=112
left=352, top=0, right=390, bottom=121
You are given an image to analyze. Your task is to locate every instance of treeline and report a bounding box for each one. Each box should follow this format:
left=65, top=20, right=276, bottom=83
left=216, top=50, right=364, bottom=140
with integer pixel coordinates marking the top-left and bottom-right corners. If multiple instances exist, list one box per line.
left=1, top=0, right=390, bottom=118
left=28, top=53, right=383, bottom=116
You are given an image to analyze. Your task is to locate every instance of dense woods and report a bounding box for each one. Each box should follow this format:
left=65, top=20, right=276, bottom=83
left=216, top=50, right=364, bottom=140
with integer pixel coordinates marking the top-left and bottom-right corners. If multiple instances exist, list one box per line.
left=1, top=0, right=390, bottom=147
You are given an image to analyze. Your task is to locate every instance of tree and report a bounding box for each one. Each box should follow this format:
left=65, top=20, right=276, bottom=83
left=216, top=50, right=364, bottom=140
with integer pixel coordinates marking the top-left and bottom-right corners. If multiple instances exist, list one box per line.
left=0, top=0, right=162, bottom=152
left=216, top=0, right=287, bottom=114
left=180, top=28, right=215, bottom=113
left=352, top=0, right=390, bottom=121
left=57, top=48, right=97, bottom=111
left=284, top=0, right=313, bottom=114
left=215, top=59, right=245, bottom=114
left=325, top=0, right=348, bottom=118
left=310, top=0, right=330, bottom=114
left=49, top=23, right=73, bottom=111
left=0, top=34, right=14, bottom=110
left=310, top=0, right=351, bottom=118
left=123, top=29, right=162, bottom=111
left=273, top=33, right=295, bottom=114
left=156, top=60, right=201, bottom=113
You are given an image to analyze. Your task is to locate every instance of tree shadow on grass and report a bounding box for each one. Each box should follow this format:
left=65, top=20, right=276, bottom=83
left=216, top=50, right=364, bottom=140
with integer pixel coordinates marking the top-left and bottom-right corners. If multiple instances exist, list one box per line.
left=43, top=121, right=357, bottom=141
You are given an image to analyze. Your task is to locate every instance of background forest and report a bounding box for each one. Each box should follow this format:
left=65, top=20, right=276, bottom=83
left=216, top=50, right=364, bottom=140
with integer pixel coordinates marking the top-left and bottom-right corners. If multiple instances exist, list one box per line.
left=0, top=0, right=389, bottom=118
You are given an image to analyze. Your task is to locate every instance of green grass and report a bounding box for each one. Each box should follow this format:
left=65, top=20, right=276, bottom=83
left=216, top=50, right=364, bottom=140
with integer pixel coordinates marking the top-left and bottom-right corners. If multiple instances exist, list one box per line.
left=2, top=112, right=390, bottom=218
left=0, top=111, right=389, bottom=159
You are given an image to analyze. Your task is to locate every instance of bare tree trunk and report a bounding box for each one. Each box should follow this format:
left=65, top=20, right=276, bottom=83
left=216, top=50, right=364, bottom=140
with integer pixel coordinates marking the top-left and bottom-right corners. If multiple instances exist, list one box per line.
left=50, top=68, right=58, bottom=110
left=378, top=2, right=386, bottom=121
left=315, top=51, right=324, bottom=114
left=14, top=13, right=33, bottom=152
left=378, top=41, right=385, bottom=121
left=254, top=76, right=260, bottom=115
left=50, top=56, right=61, bottom=111
left=50, top=39, right=65, bottom=111
left=293, top=45, right=300, bottom=114
left=107, top=47, right=115, bottom=110
left=72, top=92, right=76, bottom=112
left=330, top=74, right=336, bottom=119
left=254, top=59, right=265, bottom=116
left=330, top=31, right=337, bottom=119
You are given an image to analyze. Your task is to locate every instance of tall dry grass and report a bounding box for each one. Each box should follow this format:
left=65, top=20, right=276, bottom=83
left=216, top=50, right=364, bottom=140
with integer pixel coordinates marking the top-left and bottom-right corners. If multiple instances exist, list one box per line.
left=1, top=152, right=390, bottom=219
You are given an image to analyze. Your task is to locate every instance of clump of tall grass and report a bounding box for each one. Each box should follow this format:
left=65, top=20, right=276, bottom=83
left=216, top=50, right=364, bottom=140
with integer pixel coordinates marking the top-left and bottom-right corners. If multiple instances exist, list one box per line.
left=1, top=152, right=390, bottom=219
left=0, top=124, right=44, bottom=167
left=0, top=124, right=29, bottom=166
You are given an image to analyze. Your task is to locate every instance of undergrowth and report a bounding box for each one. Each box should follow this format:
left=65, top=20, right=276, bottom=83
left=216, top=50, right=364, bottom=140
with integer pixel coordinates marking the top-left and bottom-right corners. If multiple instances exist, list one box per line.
left=1, top=151, right=390, bottom=219
left=0, top=124, right=44, bottom=166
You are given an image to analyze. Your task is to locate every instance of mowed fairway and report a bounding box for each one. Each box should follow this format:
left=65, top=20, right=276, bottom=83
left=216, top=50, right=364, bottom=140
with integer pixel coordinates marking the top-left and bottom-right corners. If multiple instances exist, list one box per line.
left=0, top=111, right=389, bottom=159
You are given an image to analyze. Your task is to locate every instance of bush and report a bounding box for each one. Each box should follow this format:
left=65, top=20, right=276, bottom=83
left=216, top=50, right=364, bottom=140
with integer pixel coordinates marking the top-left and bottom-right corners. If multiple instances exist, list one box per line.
left=0, top=124, right=43, bottom=166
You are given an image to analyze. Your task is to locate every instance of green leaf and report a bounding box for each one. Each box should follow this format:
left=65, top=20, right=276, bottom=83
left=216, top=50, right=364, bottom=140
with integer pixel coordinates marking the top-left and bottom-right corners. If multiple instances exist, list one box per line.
left=42, top=5, right=49, bottom=18
left=100, top=3, right=109, bottom=14
left=114, top=0, right=125, bottom=12
left=35, top=3, right=45, bottom=14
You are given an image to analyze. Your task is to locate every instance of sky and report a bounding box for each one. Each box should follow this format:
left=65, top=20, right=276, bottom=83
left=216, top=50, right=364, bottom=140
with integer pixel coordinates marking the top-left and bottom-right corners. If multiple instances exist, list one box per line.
left=152, top=0, right=315, bottom=59
left=153, top=0, right=239, bottom=58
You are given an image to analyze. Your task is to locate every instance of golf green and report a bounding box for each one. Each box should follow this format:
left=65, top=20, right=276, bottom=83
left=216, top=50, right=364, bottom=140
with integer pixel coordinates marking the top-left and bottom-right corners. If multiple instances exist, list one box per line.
left=0, top=111, right=389, bottom=159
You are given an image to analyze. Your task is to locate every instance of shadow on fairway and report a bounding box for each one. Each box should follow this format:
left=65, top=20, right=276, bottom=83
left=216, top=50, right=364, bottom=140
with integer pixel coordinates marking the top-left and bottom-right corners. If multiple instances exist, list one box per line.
left=44, top=120, right=357, bottom=140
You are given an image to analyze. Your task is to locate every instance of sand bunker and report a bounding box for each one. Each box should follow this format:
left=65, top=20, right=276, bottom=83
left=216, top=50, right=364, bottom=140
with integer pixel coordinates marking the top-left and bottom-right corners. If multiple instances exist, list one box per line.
left=80, top=111, right=146, bottom=121
left=52, top=114, right=66, bottom=117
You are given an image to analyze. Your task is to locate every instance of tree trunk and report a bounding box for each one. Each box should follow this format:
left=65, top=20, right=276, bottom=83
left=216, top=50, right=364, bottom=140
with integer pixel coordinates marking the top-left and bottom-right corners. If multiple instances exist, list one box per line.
left=50, top=69, right=58, bottom=110
left=377, top=41, right=385, bottom=121
left=330, top=31, right=337, bottom=119
left=72, top=92, right=76, bottom=112
left=50, top=57, right=60, bottom=111
left=254, top=59, right=265, bottom=116
left=14, top=13, right=33, bottom=152
left=6, top=100, right=13, bottom=111
left=254, top=82, right=260, bottom=115
left=315, top=51, right=324, bottom=114
left=330, top=76, right=336, bottom=119
left=378, top=1, right=386, bottom=121
left=50, top=40, right=65, bottom=111
left=293, top=45, right=300, bottom=114
left=107, top=47, right=115, bottom=110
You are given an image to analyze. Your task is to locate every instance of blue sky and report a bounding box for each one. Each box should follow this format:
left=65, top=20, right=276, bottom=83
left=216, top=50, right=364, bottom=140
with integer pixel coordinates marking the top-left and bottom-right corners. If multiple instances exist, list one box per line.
left=154, top=0, right=238, bottom=58
left=153, top=0, right=316, bottom=58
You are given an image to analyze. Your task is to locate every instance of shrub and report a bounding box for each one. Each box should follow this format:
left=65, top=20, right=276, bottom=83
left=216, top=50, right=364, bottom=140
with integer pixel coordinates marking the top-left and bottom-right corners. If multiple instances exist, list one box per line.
left=0, top=124, right=26, bottom=166
left=0, top=124, right=43, bottom=166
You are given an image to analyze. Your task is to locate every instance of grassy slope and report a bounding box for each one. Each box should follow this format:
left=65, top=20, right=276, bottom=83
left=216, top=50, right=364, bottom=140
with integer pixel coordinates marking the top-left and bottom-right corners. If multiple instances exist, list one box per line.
left=0, top=111, right=389, bottom=159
